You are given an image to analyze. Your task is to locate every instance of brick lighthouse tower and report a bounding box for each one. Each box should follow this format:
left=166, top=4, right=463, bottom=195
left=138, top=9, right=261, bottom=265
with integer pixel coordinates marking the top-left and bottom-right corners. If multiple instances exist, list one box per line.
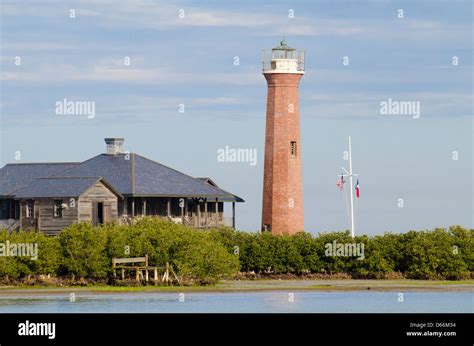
left=261, top=39, right=305, bottom=235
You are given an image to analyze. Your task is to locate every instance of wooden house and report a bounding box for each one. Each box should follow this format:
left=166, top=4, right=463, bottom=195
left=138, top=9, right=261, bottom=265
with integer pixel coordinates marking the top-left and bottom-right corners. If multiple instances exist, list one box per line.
left=0, top=138, right=244, bottom=234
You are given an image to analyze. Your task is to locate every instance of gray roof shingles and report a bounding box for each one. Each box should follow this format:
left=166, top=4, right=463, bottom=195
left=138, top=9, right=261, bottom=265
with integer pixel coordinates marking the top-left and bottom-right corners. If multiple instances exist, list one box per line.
left=52, top=154, right=133, bottom=194
left=14, top=177, right=103, bottom=198
left=0, top=163, right=78, bottom=196
left=134, top=155, right=243, bottom=200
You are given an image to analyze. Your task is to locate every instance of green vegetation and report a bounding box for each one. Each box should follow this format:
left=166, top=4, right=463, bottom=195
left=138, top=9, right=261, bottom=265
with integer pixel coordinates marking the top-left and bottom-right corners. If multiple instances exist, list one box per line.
left=0, top=219, right=472, bottom=285
left=0, top=219, right=238, bottom=285
left=210, top=225, right=473, bottom=280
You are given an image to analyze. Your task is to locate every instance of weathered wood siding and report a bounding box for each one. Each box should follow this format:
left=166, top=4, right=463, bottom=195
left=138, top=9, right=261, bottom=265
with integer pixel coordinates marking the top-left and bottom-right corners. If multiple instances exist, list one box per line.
left=19, top=181, right=119, bottom=234
left=78, top=181, right=118, bottom=223
left=19, top=200, right=39, bottom=230
left=20, top=198, right=78, bottom=234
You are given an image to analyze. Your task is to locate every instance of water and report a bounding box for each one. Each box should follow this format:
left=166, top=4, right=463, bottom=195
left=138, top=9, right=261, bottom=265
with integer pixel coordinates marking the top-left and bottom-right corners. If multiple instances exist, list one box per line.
left=0, top=291, right=472, bottom=313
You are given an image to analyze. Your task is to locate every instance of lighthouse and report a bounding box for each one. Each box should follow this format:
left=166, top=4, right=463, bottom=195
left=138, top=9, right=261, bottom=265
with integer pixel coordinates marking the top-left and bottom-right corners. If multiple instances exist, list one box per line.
left=261, top=39, right=305, bottom=235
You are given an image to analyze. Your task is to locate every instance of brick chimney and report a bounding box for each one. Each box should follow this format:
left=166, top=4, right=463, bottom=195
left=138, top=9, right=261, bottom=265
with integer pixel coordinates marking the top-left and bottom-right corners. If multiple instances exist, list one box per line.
left=104, top=138, right=124, bottom=155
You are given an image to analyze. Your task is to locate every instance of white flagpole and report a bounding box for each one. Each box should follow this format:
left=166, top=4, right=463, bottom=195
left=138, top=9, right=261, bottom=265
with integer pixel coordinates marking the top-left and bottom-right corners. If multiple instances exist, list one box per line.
left=338, top=137, right=358, bottom=237
left=348, top=136, right=355, bottom=238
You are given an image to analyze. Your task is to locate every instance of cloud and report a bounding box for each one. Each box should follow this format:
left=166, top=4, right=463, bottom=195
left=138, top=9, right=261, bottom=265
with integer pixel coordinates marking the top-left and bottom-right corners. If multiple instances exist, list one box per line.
left=0, top=91, right=260, bottom=128
left=0, top=0, right=367, bottom=36
left=1, top=55, right=261, bottom=85
left=0, top=1, right=100, bottom=17
left=303, top=91, right=473, bottom=118
left=3, top=0, right=467, bottom=41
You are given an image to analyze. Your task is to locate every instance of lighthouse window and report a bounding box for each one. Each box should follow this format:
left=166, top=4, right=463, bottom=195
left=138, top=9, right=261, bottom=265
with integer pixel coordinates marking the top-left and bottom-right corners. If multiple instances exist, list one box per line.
left=272, top=50, right=296, bottom=59
left=272, top=50, right=285, bottom=59
left=290, top=141, right=297, bottom=157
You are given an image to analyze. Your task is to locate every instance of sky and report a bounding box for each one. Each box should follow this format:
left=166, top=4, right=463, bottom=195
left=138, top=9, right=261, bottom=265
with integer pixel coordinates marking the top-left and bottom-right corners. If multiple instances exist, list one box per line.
left=0, top=0, right=472, bottom=235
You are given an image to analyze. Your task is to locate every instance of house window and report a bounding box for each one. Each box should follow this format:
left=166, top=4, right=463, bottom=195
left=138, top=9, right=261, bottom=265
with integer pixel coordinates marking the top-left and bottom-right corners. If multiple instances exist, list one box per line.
left=26, top=200, right=34, bottom=218
left=54, top=200, right=63, bottom=218
left=290, top=141, right=297, bottom=157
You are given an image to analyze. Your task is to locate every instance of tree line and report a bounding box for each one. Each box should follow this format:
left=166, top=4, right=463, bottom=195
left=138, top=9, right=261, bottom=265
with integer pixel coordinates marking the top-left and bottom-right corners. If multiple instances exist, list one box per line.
left=0, top=218, right=472, bottom=284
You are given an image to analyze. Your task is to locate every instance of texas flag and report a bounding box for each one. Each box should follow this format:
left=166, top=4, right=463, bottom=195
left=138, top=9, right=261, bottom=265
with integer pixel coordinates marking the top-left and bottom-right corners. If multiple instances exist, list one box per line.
left=355, top=179, right=360, bottom=198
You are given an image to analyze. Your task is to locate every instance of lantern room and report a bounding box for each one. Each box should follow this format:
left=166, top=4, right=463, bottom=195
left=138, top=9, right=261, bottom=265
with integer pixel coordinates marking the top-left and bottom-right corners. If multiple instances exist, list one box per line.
left=271, top=39, right=296, bottom=59
left=262, top=39, right=305, bottom=74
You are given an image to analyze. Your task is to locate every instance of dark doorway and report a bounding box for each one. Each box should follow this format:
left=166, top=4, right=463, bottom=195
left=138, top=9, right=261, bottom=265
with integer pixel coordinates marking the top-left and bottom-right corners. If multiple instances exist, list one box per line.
left=97, top=202, right=104, bottom=224
left=93, top=202, right=105, bottom=226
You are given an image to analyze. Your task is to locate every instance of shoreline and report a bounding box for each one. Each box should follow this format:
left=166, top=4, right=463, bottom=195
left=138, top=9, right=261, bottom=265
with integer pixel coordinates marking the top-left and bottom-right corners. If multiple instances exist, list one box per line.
left=0, top=279, right=473, bottom=295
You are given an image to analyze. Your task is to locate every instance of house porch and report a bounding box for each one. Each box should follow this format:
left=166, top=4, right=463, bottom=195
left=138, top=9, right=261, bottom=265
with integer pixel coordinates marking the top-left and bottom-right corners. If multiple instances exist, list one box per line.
left=119, top=197, right=236, bottom=229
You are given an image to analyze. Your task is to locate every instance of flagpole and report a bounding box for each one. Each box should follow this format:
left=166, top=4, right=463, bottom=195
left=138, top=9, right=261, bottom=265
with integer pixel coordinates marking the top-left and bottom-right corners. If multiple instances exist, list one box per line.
left=337, top=137, right=358, bottom=238
left=348, top=136, right=355, bottom=238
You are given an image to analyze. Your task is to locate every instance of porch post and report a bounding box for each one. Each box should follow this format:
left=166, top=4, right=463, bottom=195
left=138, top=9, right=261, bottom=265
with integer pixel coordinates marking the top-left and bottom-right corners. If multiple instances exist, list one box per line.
left=19, top=201, right=22, bottom=228
left=232, top=202, right=235, bottom=229
left=36, top=200, right=40, bottom=230
left=167, top=198, right=171, bottom=218
left=131, top=198, right=135, bottom=217
left=143, top=198, right=146, bottom=216
left=215, top=198, right=218, bottom=225
left=197, top=201, right=201, bottom=227
left=204, top=201, right=208, bottom=229
left=12, top=200, right=17, bottom=219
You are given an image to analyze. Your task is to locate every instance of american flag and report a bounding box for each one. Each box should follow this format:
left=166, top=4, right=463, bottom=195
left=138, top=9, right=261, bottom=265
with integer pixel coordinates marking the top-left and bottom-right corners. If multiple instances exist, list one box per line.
left=336, top=174, right=345, bottom=190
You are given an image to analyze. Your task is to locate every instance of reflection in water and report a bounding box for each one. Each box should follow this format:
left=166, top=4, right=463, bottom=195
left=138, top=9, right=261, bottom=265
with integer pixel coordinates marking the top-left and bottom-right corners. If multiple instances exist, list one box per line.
left=0, top=291, right=471, bottom=313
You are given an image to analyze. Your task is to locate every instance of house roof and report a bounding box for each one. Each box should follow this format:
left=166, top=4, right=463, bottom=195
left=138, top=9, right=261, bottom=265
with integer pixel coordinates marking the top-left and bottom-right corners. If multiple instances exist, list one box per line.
left=49, top=153, right=244, bottom=202
left=0, top=142, right=244, bottom=202
left=0, top=162, right=78, bottom=197
left=14, top=177, right=122, bottom=199
left=197, top=177, right=218, bottom=187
